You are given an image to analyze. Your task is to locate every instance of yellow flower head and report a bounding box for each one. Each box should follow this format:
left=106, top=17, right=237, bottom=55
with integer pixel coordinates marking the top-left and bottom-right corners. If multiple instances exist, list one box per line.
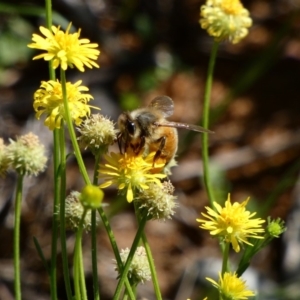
left=98, top=150, right=166, bottom=203
left=206, top=272, right=255, bottom=300
left=200, top=0, right=252, bottom=44
left=34, top=79, right=97, bottom=130
left=28, top=23, right=100, bottom=72
left=197, top=194, right=265, bottom=252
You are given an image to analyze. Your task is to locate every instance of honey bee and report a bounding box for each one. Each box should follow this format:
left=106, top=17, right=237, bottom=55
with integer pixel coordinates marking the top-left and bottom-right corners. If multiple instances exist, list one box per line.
left=117, top=96, right=213, bottom=168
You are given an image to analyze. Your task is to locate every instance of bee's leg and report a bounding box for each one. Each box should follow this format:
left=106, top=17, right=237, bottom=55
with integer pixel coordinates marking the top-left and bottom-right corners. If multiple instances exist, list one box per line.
left=117, top=132, right=123, bottom=154
left=134, top=136, right=146, bottom=155
left=153, top=136, right=166, bottom=167
left=140, top=136, right=146, bottom=153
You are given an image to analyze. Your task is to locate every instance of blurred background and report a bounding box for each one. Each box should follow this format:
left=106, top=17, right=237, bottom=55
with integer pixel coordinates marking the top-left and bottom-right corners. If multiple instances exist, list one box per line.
left=0, top=0, right=300, bottom=299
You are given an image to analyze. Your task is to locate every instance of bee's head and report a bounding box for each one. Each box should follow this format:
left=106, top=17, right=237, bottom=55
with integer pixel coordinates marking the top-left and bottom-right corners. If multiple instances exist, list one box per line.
left=117, top=112, right=138, bottom=139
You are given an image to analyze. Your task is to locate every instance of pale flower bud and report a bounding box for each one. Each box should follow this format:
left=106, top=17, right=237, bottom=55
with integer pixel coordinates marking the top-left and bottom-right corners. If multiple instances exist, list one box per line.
left=77, top=114, right=117, bottom=155
left=7, top=132, right=47, bottom=176
left=135, top=181, right=177, bottom=220
left=115, top=246, right=151, bottom=284
left=62, top=191, right=101, bottom=231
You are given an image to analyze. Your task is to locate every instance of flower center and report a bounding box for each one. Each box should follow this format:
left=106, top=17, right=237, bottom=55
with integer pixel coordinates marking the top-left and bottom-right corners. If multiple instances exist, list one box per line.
left=221, top=0, right=244, bottom=15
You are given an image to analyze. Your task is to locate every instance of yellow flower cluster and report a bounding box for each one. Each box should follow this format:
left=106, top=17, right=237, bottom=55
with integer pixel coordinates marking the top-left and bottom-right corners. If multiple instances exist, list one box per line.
left=200, top=0, right=252, bottom=44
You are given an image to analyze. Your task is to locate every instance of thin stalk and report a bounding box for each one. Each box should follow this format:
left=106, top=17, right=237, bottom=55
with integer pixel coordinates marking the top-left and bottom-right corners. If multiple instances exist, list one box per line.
left=45, top=0, right=59, bottom=297
left=74, top=209, right=88, bottom=300
left=201, top=41, right=220, bottom=208
left=221, top=242, right=230, bottom=275
left=97, top=208, right=135, bottom=300
left=45, top=0, right=53, bottom=43
left=73, top=247, right=81, bottom=300
left=133, top=203, right=162, bottom=300
left=49, top=130, right=59, bottom=300
left=59, top=126, right=73, bottom=300
left=91, top=209, right=100, bottom=300
left=141, top=232, right=162, bottom=300
left=123, top=285, right=137, bottom=299
left=60, top=68, right=90, bottom=299
left=112, top=213, right=148, bottom=300
left=44, top=0, right=59, bottom=298
left=79, top=239, right=88, bottom=300
left=13, top=174, right=24, bottom=300
left=91, top=152, right=102, bottom=300
left=60, top=68, right=133, bottom=298
left=60, top=69, right=90, bottom=185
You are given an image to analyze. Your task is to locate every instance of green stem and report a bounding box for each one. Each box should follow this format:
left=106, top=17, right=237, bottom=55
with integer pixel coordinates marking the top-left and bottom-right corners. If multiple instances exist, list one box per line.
left=60, top=69, right=91, bottom=185
left=45, top=0, right=58, bottom=298
left=45, top=0, right=52, bottom=28
left=141, top=232, right=162, bottom=300
left=112, top=213, right=148, bottom=300
left=91, top=210, right=100, bottom=300
left=97, top=208, right=135, bottom=300
left=13, top=174, right=24, bottom=300
left=60, top=69, right=90, bottom=298
left=123, top=285, right=136, bottom=300
left=59, top=126, right=73, bottom=300
left=201, top=41, right=220, bottom=208
left=221, top=242, right=230, bottom=275
left=133, top=203, right=162, bottom=300
left=49, top=129, right=60, bottom=300
left=78, top=239, right=88, bottom=300
left=74, top=209, right=88, bottom=300
left=60, top=68, right=133, bottom=298
left=91, top=153, right=102, bottom=300
left=73, top=246, right=81, bottom=300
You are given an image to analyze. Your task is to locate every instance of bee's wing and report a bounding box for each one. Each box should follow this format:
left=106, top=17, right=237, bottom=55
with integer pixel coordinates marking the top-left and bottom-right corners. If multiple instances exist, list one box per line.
left=148, top=96, right=174, bottom=117
left=155, top=121, right=214, bottom=133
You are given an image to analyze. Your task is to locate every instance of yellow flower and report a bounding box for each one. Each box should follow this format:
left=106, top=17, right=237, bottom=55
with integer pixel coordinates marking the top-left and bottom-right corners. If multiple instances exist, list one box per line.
left=200, top=0, right=252, bottom=44
left=206, top=272, right=255, bottom=299
left=98, top=150, right=166, bottom=203
left=197, top=194, right=265, bottom=252
left=28, top=23, right=100, bottom=72
left=33, top=79, right=97, bottom=130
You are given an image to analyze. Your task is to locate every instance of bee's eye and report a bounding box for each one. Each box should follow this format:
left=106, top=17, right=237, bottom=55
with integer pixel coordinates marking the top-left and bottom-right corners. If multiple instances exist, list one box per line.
left=126, top=120, right=135, bottom=135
